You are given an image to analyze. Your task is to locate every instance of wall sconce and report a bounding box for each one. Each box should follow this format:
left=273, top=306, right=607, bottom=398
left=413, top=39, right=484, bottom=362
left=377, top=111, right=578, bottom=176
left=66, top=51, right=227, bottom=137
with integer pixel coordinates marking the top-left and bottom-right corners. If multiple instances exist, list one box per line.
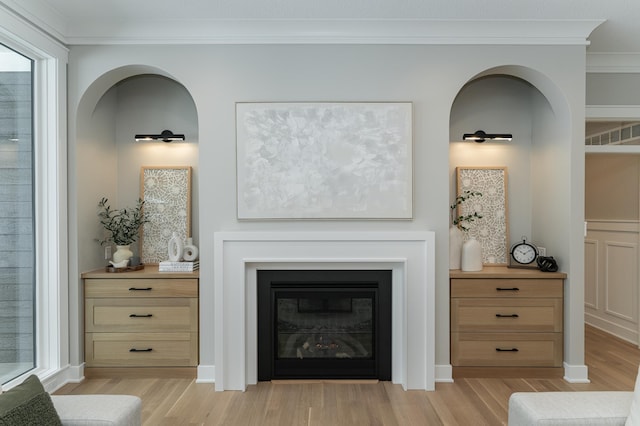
left=462, top=130, right=512, bottom=143
left=134, top=130, right=185, bottom=142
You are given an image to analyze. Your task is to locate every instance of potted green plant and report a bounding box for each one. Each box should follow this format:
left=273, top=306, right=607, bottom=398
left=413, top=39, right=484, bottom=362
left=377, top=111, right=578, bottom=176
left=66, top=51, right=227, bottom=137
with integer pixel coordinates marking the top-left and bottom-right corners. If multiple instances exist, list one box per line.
left=449, top=190, right=483, bottom=270
left=97, top=197, right=148, bottom=265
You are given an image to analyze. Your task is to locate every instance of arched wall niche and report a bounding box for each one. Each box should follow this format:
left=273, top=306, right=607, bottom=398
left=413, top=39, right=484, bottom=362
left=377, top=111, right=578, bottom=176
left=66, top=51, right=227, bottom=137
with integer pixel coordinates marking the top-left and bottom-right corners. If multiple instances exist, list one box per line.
left=74, top=65, right=199, bottom=273
left=449, top=63, right=583, bottom=369
left=450, top=65, right=571, bottom=259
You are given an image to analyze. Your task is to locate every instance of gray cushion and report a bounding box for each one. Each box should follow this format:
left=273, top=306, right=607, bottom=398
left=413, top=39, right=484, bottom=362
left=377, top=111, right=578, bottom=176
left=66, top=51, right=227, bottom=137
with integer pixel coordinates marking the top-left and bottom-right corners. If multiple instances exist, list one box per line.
left=626, top=365, right=640, bottom=426
left=0, top=374, right=63, bottom=426
left=51, top=394, right=141, bottom=426
left=509, top=391, right=633, bottom=426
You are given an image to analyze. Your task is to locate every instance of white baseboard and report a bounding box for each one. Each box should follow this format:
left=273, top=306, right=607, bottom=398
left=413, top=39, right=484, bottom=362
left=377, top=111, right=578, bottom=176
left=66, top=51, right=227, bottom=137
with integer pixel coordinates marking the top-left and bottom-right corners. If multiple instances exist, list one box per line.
left=41, top=363, right=85, bottom=393
left=196, top=364, right=215, bottom=383
left=585, top=314, right=638, bottom=346
left=435, top=364, right=453, bottom=383
left=563, top=362, right=590, bottom=383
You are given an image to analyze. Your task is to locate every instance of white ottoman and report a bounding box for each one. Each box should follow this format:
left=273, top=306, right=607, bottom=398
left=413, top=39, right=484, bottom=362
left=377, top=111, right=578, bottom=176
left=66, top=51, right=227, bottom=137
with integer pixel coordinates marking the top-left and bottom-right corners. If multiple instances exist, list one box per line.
left=508, top=391, right=633, bottom=425
left=51, top=394, right=142, bottom=426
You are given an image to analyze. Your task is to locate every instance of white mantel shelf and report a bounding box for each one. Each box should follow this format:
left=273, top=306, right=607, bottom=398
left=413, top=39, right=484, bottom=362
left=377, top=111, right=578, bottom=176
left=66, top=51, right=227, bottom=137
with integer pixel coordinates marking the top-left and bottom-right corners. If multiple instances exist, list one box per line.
left=209, top=231, right=437, bottom=391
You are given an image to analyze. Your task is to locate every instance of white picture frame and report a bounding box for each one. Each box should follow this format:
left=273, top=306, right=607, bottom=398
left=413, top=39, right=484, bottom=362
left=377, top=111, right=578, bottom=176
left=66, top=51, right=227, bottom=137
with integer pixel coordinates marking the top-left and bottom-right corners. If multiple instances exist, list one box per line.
left=235, top=102, right=413, bottom=219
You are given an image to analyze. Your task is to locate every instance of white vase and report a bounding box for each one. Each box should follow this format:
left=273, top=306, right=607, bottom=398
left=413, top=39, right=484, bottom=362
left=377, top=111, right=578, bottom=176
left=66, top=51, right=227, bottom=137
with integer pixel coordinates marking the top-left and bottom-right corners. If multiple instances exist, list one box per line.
left=167, top=232, right=184, bottom=262
left=461, top=238, right=483, bottom=271
left=449, top=226, right=463, bottom=270
left=112, top=245, right=133, bottom=264
left=183, top=237, right=199, bottom=262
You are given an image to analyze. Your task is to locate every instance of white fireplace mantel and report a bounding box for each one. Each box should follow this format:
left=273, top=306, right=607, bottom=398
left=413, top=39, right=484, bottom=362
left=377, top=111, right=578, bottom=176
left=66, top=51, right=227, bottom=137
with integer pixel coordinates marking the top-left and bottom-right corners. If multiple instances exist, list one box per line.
left=207, top=231, right=436, bottom=391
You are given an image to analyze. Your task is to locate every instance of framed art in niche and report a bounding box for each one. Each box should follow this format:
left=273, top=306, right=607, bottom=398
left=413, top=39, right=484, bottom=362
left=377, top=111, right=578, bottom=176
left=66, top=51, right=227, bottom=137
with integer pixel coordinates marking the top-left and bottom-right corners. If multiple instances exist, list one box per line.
left=456, top=166, right=509, bottom=265
left=140, top=166, right=192, bottom=264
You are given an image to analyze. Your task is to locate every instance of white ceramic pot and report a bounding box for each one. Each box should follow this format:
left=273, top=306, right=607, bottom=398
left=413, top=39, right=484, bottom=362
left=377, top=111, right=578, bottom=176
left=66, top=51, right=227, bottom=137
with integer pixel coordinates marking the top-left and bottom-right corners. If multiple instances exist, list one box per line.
left=183, top=237, right=199, bottom=261
left=112, top=245, right=133, bottom=264
left=461, top=238, right=483, bottom=271
left=449, top=226, right=463, bottom=270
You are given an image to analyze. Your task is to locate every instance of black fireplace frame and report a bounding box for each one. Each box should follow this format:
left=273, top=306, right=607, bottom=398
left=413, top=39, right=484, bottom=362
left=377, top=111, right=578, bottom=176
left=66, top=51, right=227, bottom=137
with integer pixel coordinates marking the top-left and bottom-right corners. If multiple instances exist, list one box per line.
left=257, top=269, right=392, bottom=381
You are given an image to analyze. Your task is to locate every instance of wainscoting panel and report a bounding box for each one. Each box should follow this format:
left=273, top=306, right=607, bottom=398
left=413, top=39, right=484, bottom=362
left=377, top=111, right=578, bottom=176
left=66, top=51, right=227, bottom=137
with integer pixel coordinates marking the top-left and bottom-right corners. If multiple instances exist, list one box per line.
left=604, top=241, right=637, bottom=321
left=585, top=220, right=639, bottom=345
left=584, top=239, right=598, bottom=309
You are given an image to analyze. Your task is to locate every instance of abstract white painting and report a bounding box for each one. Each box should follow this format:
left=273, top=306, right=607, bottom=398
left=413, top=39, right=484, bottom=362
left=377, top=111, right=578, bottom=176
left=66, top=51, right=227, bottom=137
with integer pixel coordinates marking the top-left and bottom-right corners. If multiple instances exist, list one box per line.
left=236, top=102, right=413, bottom=219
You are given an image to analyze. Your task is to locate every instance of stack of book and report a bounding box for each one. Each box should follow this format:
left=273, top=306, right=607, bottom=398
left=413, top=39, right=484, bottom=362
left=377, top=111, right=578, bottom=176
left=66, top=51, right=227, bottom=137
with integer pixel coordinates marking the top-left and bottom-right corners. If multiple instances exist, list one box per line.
left=158, top=261, right=199, bottom=272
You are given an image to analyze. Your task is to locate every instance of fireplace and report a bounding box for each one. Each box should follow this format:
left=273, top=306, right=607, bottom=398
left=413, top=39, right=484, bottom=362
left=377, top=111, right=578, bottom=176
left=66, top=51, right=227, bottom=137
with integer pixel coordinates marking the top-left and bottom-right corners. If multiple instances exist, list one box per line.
left=257, top=270, right=391, bottom=380
left=210, top=231, right=437, bottom=391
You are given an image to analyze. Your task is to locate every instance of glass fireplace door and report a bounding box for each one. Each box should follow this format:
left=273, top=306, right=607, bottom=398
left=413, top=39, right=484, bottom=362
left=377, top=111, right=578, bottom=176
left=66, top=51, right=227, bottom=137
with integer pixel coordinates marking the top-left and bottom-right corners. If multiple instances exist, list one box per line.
left=257, top=269, right=391, bottom=381
left=276, top=291, right=374, bottom=362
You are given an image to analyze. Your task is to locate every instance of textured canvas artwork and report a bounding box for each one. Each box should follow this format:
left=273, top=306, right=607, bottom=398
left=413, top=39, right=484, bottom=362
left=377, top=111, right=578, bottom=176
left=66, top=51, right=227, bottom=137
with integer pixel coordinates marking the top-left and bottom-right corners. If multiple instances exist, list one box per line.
left=236, top=102, right=413, bottom=219
left=456, top=167, right=508, bottom=264
left=140, top=166, right=191, bottom=264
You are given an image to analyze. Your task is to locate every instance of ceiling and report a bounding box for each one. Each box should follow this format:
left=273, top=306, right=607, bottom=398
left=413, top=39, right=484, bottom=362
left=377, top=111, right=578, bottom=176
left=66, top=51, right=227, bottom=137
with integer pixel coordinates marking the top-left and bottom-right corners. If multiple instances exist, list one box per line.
left=3, top=0, right=640, bottom=55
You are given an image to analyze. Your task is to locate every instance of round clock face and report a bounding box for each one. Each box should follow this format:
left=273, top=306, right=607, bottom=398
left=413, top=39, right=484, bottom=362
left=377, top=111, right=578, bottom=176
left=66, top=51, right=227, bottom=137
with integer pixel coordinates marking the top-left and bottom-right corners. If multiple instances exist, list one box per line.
left=511, top=242, right=538, bottom=264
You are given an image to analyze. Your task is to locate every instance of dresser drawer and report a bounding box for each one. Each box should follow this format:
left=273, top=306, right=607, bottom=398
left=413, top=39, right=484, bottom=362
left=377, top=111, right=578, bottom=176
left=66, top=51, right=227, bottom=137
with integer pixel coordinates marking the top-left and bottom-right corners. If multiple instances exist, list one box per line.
left=451, top=298, right=562, bottom=332
left=451, top=278, right=563, bottom=298
left=85, top=298, right=198, bottom=332
left=451, top=332, right=562, bottom=367
left=85, top=278, right=198, bottom=298
left=85, top=332, right=198, bottom=367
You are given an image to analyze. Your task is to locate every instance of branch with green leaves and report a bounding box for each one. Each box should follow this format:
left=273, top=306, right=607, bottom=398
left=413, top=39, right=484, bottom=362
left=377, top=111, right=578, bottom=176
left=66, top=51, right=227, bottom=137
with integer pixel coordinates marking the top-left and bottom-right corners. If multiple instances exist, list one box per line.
left=450, top=190, right=483, bottom=231
left=97, top=197, right=149, bottom=246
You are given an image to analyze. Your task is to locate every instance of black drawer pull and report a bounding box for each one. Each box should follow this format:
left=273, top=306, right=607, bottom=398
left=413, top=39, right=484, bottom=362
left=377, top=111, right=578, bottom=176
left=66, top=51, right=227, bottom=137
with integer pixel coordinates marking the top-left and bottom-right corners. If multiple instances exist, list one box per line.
left=129, top=287, right=152, bottom=291
left=129, top=314, right=153, bottom=318
left=495, top=314, right=519, bottom=318
left=496, top=287, right=520, bottom=291
left=495, top=348, right=519, bottom=352
left=129, top=348, right=153, bottom=352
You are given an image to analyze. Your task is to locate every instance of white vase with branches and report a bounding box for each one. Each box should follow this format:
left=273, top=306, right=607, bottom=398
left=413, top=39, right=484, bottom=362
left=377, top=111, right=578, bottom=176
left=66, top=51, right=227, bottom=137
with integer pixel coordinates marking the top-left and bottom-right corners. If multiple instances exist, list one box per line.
left=97, top=197, right=148, bottom=265
left=449, top=190, right=483, bottom=270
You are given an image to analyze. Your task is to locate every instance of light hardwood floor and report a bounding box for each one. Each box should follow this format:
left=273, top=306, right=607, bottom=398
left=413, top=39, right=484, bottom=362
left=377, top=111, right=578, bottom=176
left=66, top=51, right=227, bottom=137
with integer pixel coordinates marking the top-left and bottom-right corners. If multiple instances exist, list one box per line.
left=55, top=325, right=640, bottom=425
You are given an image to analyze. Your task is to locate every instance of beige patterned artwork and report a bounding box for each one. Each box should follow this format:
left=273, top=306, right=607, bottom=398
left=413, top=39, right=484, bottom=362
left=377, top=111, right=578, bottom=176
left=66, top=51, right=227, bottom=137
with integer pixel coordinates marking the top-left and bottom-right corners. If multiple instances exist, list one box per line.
left=456, top=167, right=508, bottom=265
left=140, top=166, right=192, bottom=264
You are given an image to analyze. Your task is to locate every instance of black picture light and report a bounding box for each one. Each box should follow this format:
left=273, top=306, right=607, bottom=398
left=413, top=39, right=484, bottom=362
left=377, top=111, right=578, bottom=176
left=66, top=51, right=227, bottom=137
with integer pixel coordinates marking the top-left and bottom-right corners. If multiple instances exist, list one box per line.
left=134, top=130, right=185, bottom=142
left=462, top=130, right=512, bottom=143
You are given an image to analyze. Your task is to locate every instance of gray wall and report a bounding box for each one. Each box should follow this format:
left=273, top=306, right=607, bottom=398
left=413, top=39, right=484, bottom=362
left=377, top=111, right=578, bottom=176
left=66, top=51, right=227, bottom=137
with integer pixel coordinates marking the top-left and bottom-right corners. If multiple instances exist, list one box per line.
left=587, top=74, right=640, bottom=106
left=66, top=43, right=588, bottom=377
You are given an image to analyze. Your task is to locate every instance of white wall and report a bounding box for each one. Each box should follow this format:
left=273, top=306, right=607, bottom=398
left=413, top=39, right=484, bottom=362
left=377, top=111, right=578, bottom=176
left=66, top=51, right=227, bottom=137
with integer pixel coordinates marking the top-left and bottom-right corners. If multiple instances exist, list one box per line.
left=67, top=43, right=589, bottom=381
left=585, top=221, right=639, bottom=344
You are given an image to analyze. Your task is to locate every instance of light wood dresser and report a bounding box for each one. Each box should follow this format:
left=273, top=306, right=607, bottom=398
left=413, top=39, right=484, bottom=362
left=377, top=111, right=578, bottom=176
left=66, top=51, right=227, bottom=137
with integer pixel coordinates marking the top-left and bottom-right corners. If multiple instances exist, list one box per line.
left=450, top=266, right=566, bottom=378
left=82, top=265, right=199, bottom=377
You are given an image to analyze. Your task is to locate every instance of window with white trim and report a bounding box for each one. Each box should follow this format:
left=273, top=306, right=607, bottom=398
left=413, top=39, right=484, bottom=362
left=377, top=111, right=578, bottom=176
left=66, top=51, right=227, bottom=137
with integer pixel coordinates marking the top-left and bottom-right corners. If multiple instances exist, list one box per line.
left=0, top=43, right=35, bottom=384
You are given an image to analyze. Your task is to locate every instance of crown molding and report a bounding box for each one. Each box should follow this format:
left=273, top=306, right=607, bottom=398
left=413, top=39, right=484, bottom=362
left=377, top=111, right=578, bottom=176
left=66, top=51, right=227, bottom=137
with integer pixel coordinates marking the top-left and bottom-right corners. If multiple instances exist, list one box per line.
left=0, top=1, right=67, bottom=56
left=586, top=53, right=640, bottom=73
left=0, top=0, right=66, bottom=46
left=61, top=19, right=603, bottom=46
left=586, top=105, right=640, bottom=120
